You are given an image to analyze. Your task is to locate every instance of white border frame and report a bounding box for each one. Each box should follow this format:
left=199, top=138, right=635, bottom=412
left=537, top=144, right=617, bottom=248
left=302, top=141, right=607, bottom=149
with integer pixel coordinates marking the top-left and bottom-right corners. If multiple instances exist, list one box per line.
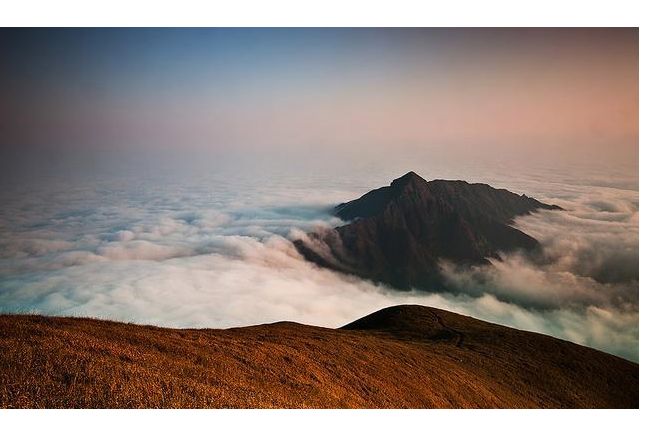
left=0, top=0, right=644, bottom=433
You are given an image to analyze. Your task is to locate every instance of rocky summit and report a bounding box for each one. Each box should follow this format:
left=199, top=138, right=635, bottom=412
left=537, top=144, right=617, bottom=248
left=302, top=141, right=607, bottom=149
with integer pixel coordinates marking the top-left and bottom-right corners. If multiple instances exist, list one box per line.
left=295, top=171, right=562, bottom=291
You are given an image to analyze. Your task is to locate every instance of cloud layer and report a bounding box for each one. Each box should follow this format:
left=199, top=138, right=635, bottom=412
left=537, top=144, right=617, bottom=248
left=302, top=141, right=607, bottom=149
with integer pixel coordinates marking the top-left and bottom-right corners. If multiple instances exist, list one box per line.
left=0, top=166, right=639, bottom=361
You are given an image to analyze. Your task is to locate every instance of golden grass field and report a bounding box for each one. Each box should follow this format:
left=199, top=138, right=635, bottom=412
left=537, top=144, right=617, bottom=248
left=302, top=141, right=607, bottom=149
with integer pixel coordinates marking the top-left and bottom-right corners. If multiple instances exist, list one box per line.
left=0, top=305, right=638, bottom=408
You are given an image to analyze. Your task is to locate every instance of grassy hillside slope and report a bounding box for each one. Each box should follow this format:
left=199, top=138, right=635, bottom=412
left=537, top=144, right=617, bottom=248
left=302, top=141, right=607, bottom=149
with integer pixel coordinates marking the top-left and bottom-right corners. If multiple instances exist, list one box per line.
left=0, top=305, right=638, bottom=408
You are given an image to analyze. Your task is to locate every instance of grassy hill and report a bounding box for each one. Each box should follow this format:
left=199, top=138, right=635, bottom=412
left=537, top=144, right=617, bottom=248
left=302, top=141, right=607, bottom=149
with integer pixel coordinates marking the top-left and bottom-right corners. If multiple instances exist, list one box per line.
left=0, top=305, right=638, bottom=408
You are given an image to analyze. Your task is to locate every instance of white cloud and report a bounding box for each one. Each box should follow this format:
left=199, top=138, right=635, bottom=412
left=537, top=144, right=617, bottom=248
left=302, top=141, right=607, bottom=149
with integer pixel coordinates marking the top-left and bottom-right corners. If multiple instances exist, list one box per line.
left=0, top=167, right=639, bottom=361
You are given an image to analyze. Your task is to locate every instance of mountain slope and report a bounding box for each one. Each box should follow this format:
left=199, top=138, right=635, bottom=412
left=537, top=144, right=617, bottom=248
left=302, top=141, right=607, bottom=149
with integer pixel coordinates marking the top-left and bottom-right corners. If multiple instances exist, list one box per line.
left=295, top=171, right=562, bottom=290
left=0, top=305, right=637, bottom=408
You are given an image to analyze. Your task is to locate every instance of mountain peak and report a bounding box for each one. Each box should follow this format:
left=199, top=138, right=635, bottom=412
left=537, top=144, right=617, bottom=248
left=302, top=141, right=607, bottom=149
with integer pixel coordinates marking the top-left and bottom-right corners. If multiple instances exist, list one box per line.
left=390, top=171, right=427, bottom=189
left=297, top=174, right=563, bottom=292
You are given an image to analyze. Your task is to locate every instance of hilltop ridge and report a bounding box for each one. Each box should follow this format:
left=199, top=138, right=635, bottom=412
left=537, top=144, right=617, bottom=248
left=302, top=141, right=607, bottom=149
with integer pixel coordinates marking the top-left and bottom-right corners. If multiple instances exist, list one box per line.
left=0, top=305, right=637, bottom=408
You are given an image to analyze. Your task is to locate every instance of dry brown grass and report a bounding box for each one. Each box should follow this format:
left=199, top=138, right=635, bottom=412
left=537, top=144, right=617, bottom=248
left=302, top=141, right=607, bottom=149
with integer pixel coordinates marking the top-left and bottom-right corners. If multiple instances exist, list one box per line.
left=0, top=305, right=638, bottom=408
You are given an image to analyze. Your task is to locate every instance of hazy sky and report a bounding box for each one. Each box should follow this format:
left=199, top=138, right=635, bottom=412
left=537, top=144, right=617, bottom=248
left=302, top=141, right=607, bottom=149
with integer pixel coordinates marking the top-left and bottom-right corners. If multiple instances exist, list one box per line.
left=0, top=28, right=638, bottom=168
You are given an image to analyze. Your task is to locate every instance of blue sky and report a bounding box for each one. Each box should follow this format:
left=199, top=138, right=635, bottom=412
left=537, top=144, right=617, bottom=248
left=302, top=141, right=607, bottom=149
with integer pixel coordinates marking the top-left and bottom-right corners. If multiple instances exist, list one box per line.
left=0, top=28, right=638, bottom=168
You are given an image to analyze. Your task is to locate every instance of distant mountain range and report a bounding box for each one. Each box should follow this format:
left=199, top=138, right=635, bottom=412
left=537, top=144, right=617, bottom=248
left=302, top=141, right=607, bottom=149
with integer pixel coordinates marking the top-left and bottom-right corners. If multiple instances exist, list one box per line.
left=0, top=305, right=637, bottom=408
left=295, top=171, right=562, bottom=290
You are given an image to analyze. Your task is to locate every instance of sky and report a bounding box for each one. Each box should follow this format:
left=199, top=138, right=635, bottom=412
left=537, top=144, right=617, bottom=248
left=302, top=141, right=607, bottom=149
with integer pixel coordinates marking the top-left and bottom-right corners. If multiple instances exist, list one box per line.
left=0, top=28, right=639, bottom=173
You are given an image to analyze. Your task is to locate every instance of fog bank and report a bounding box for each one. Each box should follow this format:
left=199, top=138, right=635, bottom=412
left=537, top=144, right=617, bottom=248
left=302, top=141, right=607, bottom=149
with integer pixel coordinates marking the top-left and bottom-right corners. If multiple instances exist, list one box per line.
left=0, top=161, right=638, bottom=361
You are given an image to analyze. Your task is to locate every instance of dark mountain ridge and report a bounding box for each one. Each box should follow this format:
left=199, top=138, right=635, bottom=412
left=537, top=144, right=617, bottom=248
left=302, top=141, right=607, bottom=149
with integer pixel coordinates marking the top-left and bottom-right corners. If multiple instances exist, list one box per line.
left=295, top=171, right=562, bottom=291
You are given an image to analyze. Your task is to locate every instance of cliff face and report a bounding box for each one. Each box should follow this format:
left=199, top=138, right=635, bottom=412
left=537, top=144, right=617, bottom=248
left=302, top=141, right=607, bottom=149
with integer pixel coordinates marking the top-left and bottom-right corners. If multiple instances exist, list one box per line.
left=295, top=171, right=562, bottom=291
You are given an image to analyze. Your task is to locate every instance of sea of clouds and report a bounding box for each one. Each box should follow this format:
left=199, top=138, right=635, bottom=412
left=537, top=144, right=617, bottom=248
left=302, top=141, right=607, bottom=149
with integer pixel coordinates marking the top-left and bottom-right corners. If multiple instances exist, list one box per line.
left=0, top=161, right=639, bottom=361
